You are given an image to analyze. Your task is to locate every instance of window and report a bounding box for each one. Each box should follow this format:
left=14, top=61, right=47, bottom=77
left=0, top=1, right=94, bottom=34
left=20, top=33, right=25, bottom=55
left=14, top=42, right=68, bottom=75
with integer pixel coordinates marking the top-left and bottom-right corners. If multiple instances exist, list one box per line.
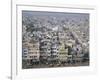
left=24, top=53, right=27, bottom=55
left=30, top=56, right=33, bottom=58
left=24, top=56, right=27, bottom=58
left=34, top=56, right=37, bottom=59
left=29, top=52, right=33, bottom=54
left=23, top=48, right=28, bottom=52
left=33, top=45, right=36, bottom=47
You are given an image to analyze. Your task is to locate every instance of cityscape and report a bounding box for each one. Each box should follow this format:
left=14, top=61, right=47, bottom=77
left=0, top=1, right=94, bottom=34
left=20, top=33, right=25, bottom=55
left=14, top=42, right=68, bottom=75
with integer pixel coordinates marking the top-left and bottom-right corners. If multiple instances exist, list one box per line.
left=22, top=11, right=89, bottom=69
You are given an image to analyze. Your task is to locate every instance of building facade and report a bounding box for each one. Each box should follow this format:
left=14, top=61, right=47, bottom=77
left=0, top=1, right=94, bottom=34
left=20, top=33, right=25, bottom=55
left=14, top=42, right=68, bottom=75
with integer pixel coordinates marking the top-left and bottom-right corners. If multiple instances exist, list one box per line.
left=22, top=41, right=40, bottom=64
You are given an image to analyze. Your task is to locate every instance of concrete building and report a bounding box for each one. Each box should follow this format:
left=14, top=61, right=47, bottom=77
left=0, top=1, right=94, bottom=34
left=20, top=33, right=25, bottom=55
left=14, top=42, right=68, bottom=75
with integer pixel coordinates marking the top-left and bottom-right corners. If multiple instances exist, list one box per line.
left=58, top=31, right=68, bottom=63
left=58, top=43, right=68, bottom=63
left=50, top=31, right=59, bottom=64
left=40, top=31, right=59, bottom=64
left=58, top=30, right=76, bottom=64
left=39, top=34, right=51, bottom=64
left=22, top=41, right=40, bottom=64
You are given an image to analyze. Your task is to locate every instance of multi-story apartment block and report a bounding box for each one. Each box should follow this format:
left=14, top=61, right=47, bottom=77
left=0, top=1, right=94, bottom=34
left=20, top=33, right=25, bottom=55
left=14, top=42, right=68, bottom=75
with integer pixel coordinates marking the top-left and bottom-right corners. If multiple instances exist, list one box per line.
left=39, top=35, right=51, bottom=64
left=22, top=41, right=40, bottom=64
left=58, top=43, right=68, bottom=63
left=28, top=41, right=40, bottom=63
left=58, top=29, right=77, bottom=63
left=58, top=31, right=69, bottom=63
left=40, top=31, right=60, bottom=64
left=50, top=31, right=59, bottom=64
left=58, top=31, right=66, bottom=44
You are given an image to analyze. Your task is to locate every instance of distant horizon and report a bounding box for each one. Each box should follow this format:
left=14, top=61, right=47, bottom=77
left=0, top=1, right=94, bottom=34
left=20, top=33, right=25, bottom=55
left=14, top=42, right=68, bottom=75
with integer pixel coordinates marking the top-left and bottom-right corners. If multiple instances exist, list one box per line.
left=22, top=10, right=89, bottom=20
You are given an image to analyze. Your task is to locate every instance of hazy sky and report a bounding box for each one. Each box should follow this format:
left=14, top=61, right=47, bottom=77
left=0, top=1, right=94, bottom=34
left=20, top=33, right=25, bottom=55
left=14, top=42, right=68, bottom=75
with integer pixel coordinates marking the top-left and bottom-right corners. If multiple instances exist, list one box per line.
left=22, top=10, right=89, bottom=20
